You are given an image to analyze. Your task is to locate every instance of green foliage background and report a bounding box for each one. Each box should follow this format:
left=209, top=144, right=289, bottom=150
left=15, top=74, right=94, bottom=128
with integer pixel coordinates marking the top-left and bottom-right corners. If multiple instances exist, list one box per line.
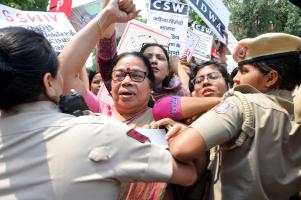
left=1, top=0, right=48, bottom=11
left=224, top=0, right=301, bottom=39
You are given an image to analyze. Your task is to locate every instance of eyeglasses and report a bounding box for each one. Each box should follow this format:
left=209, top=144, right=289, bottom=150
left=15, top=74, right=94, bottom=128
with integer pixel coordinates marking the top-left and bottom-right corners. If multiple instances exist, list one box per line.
left=194, top=72, right=222, bottom=84
left=112, top=70, right=147, bottom=82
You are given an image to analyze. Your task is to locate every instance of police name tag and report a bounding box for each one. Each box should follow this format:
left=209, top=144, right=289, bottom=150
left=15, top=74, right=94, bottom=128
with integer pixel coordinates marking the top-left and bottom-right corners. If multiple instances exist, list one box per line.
left=214, top=101, right=234, bottom=113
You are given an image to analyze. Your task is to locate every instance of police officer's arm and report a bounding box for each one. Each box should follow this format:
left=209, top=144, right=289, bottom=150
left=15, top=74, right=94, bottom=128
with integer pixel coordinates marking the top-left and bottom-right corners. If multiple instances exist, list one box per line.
left=58, top=0, right=139, bottom=95
left=168, top=157, right=197, bottom=186
left=169, top=97, right=244, bottom=163
left=103, top=118, right=197, bottom=186
left=169, top=127, right=206, bottom=163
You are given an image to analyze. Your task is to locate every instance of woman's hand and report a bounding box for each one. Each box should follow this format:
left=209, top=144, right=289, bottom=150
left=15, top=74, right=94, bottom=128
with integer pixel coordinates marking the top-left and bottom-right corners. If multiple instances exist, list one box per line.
left=101, top=0, right=140, bottom=25
left=154, top=118, right=189, bottom=141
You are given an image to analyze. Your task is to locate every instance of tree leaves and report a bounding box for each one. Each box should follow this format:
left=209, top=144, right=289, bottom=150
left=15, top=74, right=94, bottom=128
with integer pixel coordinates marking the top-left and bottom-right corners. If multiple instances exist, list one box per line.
left=1, top=0, right=48, bottom=11
left=225, top=0, right=301, bottom=39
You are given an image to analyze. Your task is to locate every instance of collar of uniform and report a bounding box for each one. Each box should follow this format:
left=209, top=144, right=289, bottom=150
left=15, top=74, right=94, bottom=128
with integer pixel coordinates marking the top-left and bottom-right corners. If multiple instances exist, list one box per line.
left=266, top=89, right=294, bottom=116
left=229, top=86, right=294, bottom=116
left=267, top=89, right=293, bottom=102
left=1, top=101, right=59, bottom=117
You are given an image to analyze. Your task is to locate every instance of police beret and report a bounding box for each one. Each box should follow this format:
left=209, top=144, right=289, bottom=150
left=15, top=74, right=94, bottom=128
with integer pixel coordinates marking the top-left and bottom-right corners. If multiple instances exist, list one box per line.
left=232, top=33, right=301, bottom=65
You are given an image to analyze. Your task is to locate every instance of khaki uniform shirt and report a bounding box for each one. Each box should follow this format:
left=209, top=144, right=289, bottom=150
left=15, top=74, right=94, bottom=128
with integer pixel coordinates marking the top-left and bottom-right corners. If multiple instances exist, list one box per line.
left=191, top=87, right=301, bottom=200
left=0, top=101, right=173, bottom=200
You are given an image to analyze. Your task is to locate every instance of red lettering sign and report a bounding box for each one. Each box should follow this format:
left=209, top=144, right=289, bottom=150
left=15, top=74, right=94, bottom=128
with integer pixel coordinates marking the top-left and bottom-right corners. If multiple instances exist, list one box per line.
left=48, top=0, right=72, bottom=19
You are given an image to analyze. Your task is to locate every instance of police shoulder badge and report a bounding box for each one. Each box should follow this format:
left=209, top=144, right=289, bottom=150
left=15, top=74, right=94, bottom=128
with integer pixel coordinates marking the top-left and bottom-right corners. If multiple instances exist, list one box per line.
left=214, top=101, right=234, bottom=113
left=127, top=129, right=149, bottom=143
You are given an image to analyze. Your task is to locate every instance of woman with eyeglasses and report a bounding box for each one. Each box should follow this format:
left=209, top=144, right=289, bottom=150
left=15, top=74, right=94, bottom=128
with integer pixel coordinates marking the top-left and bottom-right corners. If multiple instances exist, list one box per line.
left=107, top=51, right=156, bottom=125
left=152, top=60, right=230, bottom=123
left=192, top=60, right=229, bottom=97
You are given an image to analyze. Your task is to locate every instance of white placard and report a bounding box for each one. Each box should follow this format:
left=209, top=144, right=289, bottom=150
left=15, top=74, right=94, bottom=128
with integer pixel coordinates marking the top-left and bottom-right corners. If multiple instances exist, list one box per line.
left=147, top=0, right=189, bottom=56
left=136, top=128, right=168, bottom=149
left=192, top=23, right=213, bottom=61
left=117, top=19, right=170, bottom=54
left=186, top=0, right=230, bottom=44
left=227, top=30, right=238, bottom=54
left=184, top=29, right=201, bottom=62
left=0, top=4, right=19, bottom=21
left=226, top=55, right=237, bottom=74
left=0, top=4, right=76, bottom=52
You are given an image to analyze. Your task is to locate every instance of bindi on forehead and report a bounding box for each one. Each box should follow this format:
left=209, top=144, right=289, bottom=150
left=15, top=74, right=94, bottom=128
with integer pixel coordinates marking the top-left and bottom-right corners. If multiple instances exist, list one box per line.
left=115, top=62, right=147, bottom=72
left=125, top=65, right=132, bottom=71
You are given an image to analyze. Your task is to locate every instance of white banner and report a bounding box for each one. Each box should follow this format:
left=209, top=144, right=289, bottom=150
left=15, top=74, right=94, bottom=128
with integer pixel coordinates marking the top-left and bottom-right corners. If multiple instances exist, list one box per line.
left=227, top=30, right=238, bottom=54
left=117, top=19, right=170, bottom=54
left=147, top=0, right=189, bottom=57
left=184, top=29, right=201, bottom=62
left=186, top=0, right=230, bottom=44
left=192, top=23, right=213, bottom=61
left=0, top=4, right=19, bottom=21
left=0, top=4, right=76, bottom=52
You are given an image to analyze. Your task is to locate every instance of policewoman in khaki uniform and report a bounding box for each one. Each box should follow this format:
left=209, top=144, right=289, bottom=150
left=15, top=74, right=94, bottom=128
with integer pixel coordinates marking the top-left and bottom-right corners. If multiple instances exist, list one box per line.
left=0, top=1, right=197, bottom=199
left=166, top=33, right=301, bottom=199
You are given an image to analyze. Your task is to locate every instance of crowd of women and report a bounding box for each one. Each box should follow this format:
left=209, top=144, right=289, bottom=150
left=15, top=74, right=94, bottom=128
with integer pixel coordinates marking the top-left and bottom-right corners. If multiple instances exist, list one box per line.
left=1, top=0, right=301, bottom=199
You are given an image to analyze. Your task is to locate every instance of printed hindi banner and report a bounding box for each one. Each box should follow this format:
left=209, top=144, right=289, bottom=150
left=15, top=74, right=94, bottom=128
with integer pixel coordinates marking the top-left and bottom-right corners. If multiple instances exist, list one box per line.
left=184, top=29, right=201, bottom=62
left=0, top=4, right=76, bottom=52
left=192, top=23, right=213, bottom=61
left=186, top=0, right=230, bottom=44
left=147, top=0, right=189, bottom=57
left=117, top=19, right=170, bottom=54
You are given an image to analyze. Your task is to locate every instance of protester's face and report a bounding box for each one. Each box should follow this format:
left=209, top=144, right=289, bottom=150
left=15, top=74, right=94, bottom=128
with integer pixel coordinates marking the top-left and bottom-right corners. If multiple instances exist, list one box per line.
left=143, top=46, right=169, bottom=86
left=233, top=64, right=267, bottom=92
left=91, top=73, right=103, bottom=95
left=111, top=55, right=151, bottom=114
left=193, top=65, right=228, bottom=97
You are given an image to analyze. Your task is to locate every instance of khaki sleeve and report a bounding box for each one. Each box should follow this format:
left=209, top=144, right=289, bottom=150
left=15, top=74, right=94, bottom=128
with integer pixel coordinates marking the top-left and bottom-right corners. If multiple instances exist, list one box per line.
left=90, top=116, right=173, bottom=182
left=190, top=96, right=244, bottom=150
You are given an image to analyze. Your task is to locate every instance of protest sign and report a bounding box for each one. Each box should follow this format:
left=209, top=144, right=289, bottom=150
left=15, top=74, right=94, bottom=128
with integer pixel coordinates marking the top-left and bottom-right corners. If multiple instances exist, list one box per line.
left=184, top=29, right=201, bottom=62
left=136, top=128, right=168, bottom=149
left=117, top=19, right=170, bottom=54
left=226, top=55, right=237, bottom=74
left=225, top=31, right=238, bottom=73
left=0, top=4, right=76, bottom=52
left=48, top=0, right=72, bottom=19
left=227, top=30, right=238, bottom=54
left=69, top=0, right=102, bottom=32
left=186, top=0, right=230, bottom=44
left=192, top=23, right=213, bottom=61
left=147, top=0, right=189, bottom=56
left=0, top=4, right=19, bottom=22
